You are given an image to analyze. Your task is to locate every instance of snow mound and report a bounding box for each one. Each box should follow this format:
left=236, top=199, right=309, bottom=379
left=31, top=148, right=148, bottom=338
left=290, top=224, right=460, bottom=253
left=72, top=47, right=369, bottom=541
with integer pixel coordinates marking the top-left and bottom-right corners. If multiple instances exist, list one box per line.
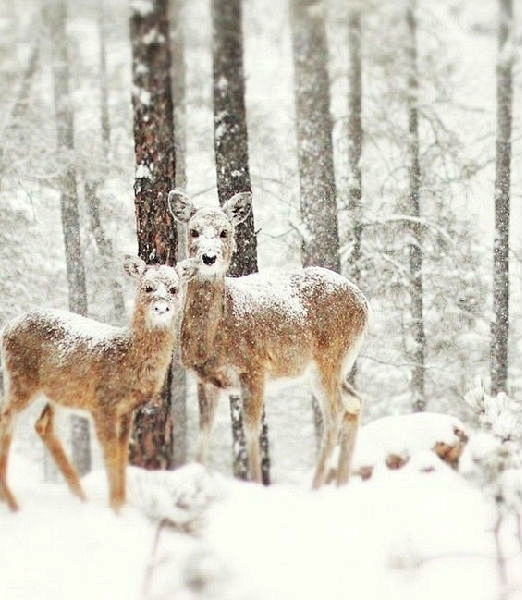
left=127, top=463, right=224, bottom=529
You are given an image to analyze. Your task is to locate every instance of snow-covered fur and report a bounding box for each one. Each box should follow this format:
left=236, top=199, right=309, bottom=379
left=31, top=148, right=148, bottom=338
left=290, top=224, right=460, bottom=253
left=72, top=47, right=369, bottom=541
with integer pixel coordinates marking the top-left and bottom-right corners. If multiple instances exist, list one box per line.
left=0, top=256, right=181, bottom=511
left=169, top=189, right=369, bottom=488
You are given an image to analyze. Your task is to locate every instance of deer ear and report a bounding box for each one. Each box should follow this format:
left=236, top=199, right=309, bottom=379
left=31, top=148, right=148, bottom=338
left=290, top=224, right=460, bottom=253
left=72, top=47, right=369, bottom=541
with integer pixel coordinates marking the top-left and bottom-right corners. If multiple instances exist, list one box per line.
left=123, top=255, right=147, bottom=279
left=222, top=191, right=252, bottom=227
left=168, top=189, right=196, bottom=223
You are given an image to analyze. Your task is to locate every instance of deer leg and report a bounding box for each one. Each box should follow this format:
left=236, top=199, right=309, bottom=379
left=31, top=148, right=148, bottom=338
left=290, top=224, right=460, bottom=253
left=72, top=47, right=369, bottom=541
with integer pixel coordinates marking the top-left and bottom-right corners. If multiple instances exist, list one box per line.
left=196, top=382, right=220, bottom=464
left=336, top=382, right=362, bottom=485
left=0, top=407, right=19, bottom=511
left=336, top=384, right=361, bottom=486
left=35, top=403, right=87, bottom=502
left=311, top=370, right=339, bottom=490
left=93, top=412, right=121, bottom=511
left=239, top=372, right=264, bottom=484
left=116, top=412, right=132, bottom=507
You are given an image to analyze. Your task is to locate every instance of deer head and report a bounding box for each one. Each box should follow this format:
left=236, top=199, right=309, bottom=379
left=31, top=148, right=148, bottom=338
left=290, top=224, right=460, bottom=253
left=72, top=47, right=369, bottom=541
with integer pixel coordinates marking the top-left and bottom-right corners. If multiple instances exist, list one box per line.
left=123, top=255, right=181, bottom=328
left=168, top=189, right=251, bottom=278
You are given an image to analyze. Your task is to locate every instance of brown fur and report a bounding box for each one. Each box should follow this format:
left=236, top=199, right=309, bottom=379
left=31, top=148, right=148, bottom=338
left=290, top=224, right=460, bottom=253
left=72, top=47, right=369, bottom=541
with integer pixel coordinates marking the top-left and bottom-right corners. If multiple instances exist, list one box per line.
left=0, top=257, right=180, bottom=511
left=169, top=190, right=369, bottom=487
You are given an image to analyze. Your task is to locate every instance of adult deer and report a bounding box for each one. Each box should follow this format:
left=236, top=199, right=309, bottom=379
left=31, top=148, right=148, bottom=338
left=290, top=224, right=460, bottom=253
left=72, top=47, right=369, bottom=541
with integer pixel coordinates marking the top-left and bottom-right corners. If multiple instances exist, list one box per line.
left=169, top=190, right=369, bottom=488
left=0, top=256, right=181, bottom=511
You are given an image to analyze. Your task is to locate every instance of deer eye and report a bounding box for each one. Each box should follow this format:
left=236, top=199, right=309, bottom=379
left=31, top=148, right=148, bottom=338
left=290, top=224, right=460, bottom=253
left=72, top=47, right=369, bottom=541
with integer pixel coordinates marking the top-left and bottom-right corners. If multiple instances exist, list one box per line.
left=169, top=286, right=178, bottom=295
left=190, top=229, right=199, bottom=238
left=219, top=230, right=228, bottom=239
left=144, top=285, right=154, bottom=293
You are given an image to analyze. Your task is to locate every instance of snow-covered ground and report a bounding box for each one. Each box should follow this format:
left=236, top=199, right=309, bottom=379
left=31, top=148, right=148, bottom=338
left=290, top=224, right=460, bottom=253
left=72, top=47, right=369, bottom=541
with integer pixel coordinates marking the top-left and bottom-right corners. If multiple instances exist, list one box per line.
left=2, top=415, right=520, bottom=600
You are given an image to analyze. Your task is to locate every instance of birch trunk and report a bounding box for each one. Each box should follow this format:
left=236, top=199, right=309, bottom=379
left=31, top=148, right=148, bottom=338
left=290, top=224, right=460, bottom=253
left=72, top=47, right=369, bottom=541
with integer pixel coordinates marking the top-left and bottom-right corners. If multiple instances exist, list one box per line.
left=289, top=0, right=340, bottom=445
left=49, top=0, right=91, bottom=475
left=169, top=0, right=188, bottom=467
left=491, top=0, right=512, bottom=396
left=406, top=0, right=426, bottom=412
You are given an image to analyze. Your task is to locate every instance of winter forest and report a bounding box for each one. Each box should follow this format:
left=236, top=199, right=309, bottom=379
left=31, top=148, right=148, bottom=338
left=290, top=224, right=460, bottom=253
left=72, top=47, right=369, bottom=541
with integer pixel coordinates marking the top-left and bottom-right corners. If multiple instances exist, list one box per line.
left=0, top=0, right=521, bottom=598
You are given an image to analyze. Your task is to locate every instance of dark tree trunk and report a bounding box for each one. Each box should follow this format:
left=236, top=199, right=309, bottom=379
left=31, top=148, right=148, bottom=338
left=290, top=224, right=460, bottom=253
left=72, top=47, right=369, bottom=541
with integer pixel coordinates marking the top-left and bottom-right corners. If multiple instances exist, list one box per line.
left=289, top=0, right=340, bottom=446
left=130, top=0, right=177, bottom=267
left=229, top=395, right=248, bottom=481
left=406, top=0, right=426, bottom=412
left=289, top=0, right=340, bottom=273
left=169, top=0, right=188, bottom=468
left=491, top=0, right=512, bottom=396
left=129, top=0, right=177, bottom=469
left=213, top=0, right=257, bottom=277
left=212, top=0, right=270, bottom=485
left=49, top=0, right=91, bottom=475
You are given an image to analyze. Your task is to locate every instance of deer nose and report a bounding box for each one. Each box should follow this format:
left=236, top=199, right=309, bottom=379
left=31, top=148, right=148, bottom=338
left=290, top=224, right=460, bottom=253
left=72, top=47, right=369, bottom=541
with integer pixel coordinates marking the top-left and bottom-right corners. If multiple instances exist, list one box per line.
left=202, top=254, right=217, bottom=265
left=154, top=302, right=170, bottom=314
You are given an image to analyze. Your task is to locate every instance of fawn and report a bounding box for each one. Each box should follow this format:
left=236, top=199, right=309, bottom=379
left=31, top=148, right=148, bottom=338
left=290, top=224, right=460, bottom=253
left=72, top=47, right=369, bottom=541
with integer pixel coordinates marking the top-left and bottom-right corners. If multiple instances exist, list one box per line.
left=169, top=189, right=369, bottom=488
left=0, top=256, right=181, bottom=511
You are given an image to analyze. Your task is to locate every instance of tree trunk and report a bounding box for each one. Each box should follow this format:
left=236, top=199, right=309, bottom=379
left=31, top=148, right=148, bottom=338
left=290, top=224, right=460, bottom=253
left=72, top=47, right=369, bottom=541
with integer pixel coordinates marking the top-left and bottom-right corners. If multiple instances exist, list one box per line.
left=84, top=183, right=126, bottom=322
left=289, top=0, right=340, bottom=446
left=212, top=0, right=270, bottom=485
left=491, top=0, right=512, bottom=396
left=169, top=0, right=188, bottom=468
left=406, top=0, right=425, bottom=412
left=82, top=0, right=126, bottom=324
left=129, top=0, right=177, bottom=469
left=0, top=20, right=40, bottom=187
left=347, top=7, right=363, bottom=384
left=289, top=0, right=340, bottom=273
left=347, top=8, right=362, bottom=287
left=130, top=0, right=177, bottom=267
left=229, top=395, right=248, bottom=481
left=49, top=0, right=91, bottom=475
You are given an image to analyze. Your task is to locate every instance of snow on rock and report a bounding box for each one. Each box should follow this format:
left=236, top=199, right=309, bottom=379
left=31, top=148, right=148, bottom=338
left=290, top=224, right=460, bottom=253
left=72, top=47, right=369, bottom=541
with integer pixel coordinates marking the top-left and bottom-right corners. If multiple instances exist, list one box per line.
left=351, top=412, right=469, bottom=477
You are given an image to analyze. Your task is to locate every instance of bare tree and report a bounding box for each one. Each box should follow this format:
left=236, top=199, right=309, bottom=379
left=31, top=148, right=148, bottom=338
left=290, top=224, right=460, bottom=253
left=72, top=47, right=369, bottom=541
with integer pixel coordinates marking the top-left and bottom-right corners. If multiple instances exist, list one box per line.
left=48, top=0, right=91, bottom=475
left=0, top=15, right=40, bottom=187
left=289, top=0, right=340, bottom=444
left=83, top=0, right=126, bottom=324
left=406, top=0, right=425, bottom=412
left=212, top=0, right=270, bottom=484
left=129, top=0, right=177, bottom=469
left=289, top=0, right=340, bottom=272
left=347, top=6, right=362, bottom=287
left=491, top=0, right=513, bottom=396
left=169, top=0, right=188, bottom=468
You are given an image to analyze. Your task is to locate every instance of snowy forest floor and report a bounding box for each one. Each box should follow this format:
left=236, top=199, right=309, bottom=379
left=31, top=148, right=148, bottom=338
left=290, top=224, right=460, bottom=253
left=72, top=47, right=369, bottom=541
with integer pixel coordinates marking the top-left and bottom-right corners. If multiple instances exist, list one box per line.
left=1, top=414, right=521, bottom=600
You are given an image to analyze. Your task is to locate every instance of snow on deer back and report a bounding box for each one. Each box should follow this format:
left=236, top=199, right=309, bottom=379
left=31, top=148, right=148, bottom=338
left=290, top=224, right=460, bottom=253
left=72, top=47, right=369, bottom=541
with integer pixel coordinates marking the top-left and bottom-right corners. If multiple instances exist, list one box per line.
left=169, top=189, right=370, bottom=489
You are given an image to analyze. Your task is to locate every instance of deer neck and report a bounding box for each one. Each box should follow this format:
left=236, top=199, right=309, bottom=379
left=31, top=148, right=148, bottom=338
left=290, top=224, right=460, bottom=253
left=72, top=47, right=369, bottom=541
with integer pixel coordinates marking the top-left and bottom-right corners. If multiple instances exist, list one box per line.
left=181, top=276, right=226, bottom=366
left=128, top=310, right=177, bottom=373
